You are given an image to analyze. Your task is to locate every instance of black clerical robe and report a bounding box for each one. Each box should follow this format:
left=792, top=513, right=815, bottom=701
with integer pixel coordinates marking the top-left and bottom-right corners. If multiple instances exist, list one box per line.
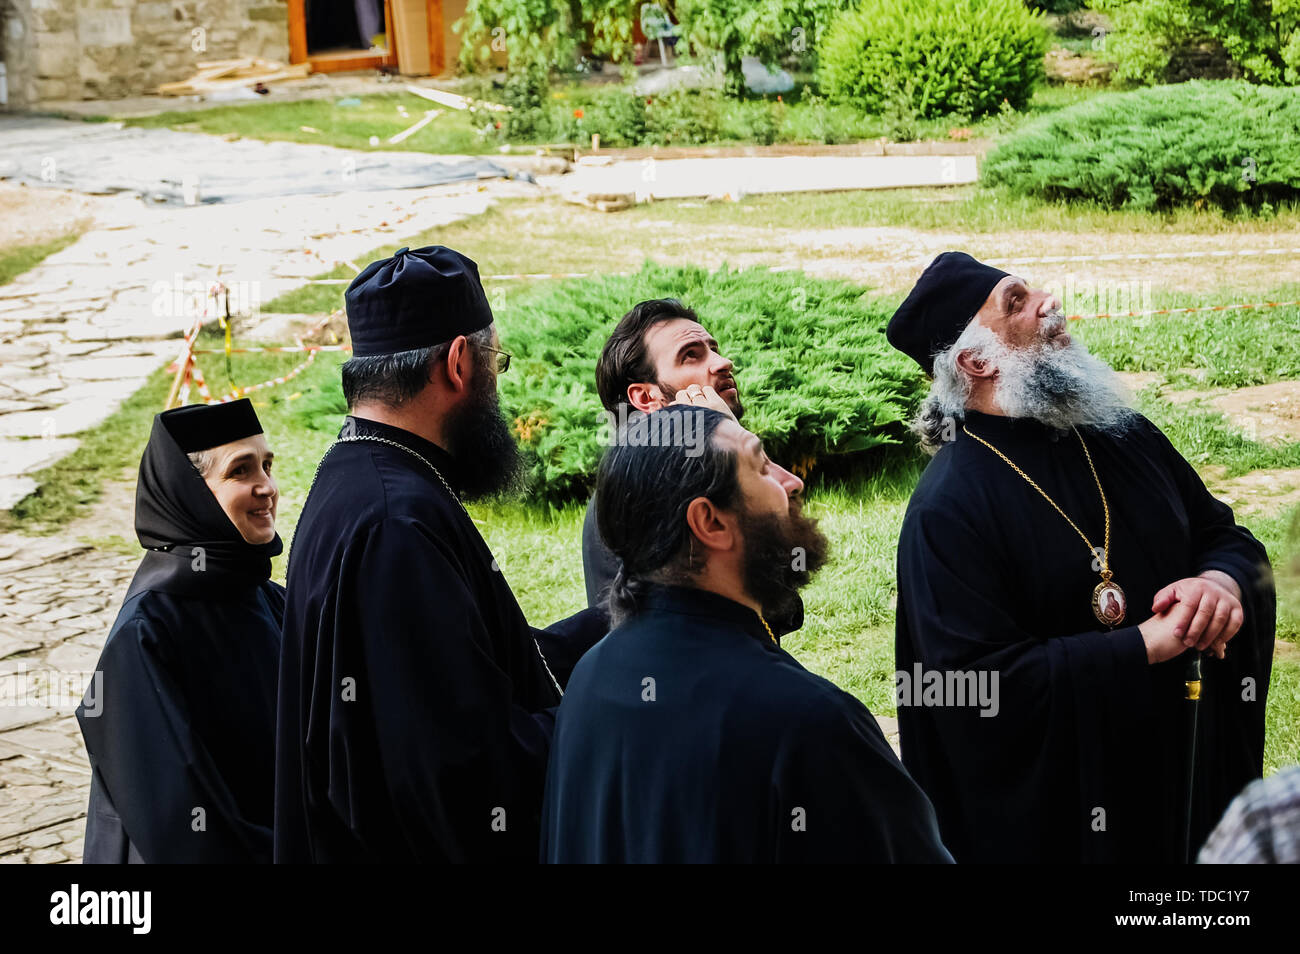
left=581, top=494, right=619, bottom=611
left=275, top=417, right=602, bottom=863
left=895, top=409, right=1275, bottom=863
left=542, top=585, right=954, bottom=863
left=77, top=578, right=284, bottom=864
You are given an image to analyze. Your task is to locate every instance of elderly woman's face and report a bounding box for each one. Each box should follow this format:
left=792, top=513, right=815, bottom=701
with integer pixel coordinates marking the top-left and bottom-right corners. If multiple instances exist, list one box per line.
left=201, top=433, right=278, bottom=545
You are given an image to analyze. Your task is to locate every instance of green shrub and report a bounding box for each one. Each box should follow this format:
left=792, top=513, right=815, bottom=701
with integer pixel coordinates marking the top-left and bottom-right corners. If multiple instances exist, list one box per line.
left=982, top=80, right=1300, bottom=211
left=643, top=88, right=725, bottom=145
left=818, top=0, right=1049, bottom=118
left=502, top=63, right=552, bottom=140
left=1093, top=0, right=1300, bottom=85
left=494, top=263, right=925, bottom=505
left=584, top=89, right=649, bottom=146
left=778, top=87, right=868, bottom=144
left=457, top=0, right=641, bottom=70
left=675, top=0, right=854, bottom=92
left=718, top=98, right=786, bottom=145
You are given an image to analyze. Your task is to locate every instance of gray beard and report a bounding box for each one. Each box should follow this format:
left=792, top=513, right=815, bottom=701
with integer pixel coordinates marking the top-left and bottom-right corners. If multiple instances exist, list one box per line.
left=992, top=315, right=1137, bottom=435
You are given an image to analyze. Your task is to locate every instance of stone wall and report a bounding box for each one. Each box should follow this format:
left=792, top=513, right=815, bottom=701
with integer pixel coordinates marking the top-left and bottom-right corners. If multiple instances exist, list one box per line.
left=2, top=0, right=290, bottom=108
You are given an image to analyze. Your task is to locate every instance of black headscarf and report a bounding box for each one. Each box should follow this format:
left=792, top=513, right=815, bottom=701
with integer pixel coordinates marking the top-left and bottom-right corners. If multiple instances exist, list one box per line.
left=127, top=400, right=283, bottom=599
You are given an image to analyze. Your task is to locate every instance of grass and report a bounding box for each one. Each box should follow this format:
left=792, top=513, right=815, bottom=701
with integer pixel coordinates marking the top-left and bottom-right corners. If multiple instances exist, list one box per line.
left=1076, top=291, right=1300, bottom=389
left=125, top=92, right=500, bottom=156
left=620, top=188, right=1300, bottom=235
left=0, top=233, right=82, bottom=286
left=119, top=82, right=1117, bottom=154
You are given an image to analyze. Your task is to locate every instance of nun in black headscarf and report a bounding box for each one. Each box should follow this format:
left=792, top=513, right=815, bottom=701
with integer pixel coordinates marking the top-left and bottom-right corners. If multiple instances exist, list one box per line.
left=76, top=399, right=284, bottom=863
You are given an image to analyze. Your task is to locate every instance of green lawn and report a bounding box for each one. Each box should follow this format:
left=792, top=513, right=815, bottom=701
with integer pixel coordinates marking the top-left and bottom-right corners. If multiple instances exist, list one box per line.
left=125, top=92, right=501, bottom=156
left=0, top=233, right=82, bottom=287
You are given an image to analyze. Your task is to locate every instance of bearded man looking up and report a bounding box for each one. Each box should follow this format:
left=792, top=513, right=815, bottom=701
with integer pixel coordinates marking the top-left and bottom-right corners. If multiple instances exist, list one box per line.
left=542, top=406, right=952, bottom=863
left=889, top=251, right=1275, bottom=864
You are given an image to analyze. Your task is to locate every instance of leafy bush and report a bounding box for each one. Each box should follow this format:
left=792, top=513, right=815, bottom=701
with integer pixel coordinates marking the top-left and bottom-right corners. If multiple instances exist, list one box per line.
left=494, top=263, right=925, bottom=505
left=982, top=80, right=1300, bottom=211
left=583, top=89, right=648, bottom=146
left=1093, top=0, right=1300, bottom=85
left=458, top=0, right=640, bottom=70
left=674, top=0, right=854, bottom=91
left=501, top=64, right=551, bottom=140
left=818, top=0, right=1049, bottom=118
left=643, top=88, right=725, bottom=145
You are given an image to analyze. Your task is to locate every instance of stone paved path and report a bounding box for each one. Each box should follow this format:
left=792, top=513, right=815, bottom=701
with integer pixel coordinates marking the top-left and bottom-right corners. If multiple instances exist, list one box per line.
left=0, top=174, right=538, bottom=508
left=0, top=526, right=134, bottom=863
left=0, top=129, right=543, bottom=860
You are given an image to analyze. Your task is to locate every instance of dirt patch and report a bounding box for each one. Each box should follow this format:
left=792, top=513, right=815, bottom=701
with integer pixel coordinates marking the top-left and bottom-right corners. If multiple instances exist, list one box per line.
left=1201, top=464, right=1300, bottom=518
left=613, top=205, right=1300, bottom=297
left=0, top=183, right=101, bottom=253
left=1167, top=380, right=1300, bottom=445
left=1114, top=370, right=1166, bottom=394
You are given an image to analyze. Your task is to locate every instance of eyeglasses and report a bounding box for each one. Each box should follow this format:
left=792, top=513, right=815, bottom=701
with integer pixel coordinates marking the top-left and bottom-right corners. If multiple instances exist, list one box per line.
left=479, top=345, right=512, bottom=374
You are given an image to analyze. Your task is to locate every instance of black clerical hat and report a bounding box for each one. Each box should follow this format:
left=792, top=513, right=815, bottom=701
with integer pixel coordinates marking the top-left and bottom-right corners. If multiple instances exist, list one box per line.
left=345, top=245, right=493, bottom=358
left=887, top=251, right=1009, bottom=375
left=161, top=398, right=264, bottom=453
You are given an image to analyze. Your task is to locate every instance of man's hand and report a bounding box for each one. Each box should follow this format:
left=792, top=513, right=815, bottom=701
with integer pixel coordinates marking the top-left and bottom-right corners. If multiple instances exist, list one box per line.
left=1150, top=572, right=1244, bottom=659
left=1138, top=601, right=1198, bottom=664
left=671, top=384, right=737, bottom=423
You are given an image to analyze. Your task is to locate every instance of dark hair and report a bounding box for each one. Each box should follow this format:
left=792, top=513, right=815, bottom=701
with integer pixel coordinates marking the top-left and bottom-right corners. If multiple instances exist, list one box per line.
left=595, top=298, right=699, bottom=414
left=341, top=326, right=494, bottom=409
left=595, top=406, right=738, bottom=623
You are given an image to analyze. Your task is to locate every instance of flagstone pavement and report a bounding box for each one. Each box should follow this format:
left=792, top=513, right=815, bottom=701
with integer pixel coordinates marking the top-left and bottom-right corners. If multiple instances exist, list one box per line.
left=0, top=160, right=538, bottom=861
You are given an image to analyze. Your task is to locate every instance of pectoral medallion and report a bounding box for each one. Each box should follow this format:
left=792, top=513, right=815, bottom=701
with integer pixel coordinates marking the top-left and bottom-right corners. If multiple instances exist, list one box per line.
left=1093, top=578, right=1127, bottom=627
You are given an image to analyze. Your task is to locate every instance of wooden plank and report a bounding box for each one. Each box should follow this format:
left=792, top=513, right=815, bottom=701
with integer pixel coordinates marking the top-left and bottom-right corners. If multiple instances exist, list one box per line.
left=287, top=0, right=308, bottom=65
left=194, top=57, right=256, bottom=73
left=307, top=51, right=388, bottom=73
left=428, top=0, right=445, bottom=75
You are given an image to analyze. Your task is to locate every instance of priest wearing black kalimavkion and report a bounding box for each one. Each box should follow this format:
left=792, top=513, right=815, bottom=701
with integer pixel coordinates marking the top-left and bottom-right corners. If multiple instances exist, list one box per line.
left=275, top=246, right=606, bottom=863
left=889, top=251, right=1275, bottom=864
left=542, top=405, right=953, bottom=863
left=78, top=399, right=284, bottom=863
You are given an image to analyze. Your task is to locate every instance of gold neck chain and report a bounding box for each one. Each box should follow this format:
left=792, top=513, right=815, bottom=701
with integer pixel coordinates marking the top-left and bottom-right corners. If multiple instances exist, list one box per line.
left=961, top=424, right=1114, bottom=583
left=758, top=614, right=777, bottom=644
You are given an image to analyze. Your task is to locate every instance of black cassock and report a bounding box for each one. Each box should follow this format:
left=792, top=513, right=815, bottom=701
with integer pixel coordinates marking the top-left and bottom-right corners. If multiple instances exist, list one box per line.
left=78, top=579, right=283, bottom=863
left=275, top=417, right=604, bottom=863
left=77, top=406, right=284, bottom=864
left=542, top=585, right=954, bottom=863
left=895, top=409, right=1275, bottom=863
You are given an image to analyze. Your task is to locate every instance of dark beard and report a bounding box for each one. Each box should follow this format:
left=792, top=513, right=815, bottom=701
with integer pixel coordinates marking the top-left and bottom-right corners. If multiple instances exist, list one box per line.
left=655, top=377, right=745, bottom=420
left=445, top=371, right=522, bottom=501
left=738, top=499, right=828, bottom=622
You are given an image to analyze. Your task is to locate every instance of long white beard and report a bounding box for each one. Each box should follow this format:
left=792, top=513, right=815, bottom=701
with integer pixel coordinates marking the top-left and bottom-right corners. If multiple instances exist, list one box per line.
left=989, top=313, right=1137, bottom=434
